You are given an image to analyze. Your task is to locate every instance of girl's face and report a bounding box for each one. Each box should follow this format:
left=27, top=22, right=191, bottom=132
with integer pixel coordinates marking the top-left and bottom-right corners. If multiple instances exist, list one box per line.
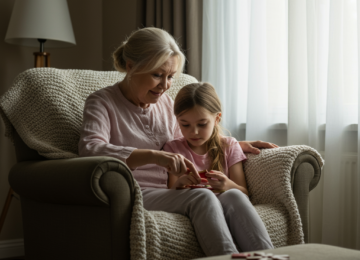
left=126, top=56, right=178, bottom=108
left=177, top=105, right=221, bottom=150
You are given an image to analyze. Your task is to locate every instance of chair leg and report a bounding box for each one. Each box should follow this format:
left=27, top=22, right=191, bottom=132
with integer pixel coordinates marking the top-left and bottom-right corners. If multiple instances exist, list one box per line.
left=0, top=188, right=14, bottom=234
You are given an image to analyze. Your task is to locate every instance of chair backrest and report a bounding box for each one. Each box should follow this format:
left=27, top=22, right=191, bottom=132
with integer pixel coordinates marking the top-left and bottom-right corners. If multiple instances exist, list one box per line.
left=2, top=68, right=198, bottom=162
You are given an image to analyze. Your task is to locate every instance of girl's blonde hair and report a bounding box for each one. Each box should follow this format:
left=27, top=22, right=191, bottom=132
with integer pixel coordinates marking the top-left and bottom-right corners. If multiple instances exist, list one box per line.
left=174, top=82, right=225, bottom=173
left=112, top=27, right=185, bottom=79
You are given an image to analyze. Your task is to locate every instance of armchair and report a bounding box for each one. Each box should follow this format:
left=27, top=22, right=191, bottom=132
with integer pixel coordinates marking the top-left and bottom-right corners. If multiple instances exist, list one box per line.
left=0, top=68, right=323, bottom=260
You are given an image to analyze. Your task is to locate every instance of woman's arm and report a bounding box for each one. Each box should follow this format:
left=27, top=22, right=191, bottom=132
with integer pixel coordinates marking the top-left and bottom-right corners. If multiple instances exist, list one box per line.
left=239, top=140, right=278, bottom=154
left=127, top=149, right=200, bottom=180
left=125, top=149, right=158, bottom=169
left=168, top=172, right=179, bottom=189
left=78, top=93, right=137, bottom=162
left=79, top=95, right=200, bottom=180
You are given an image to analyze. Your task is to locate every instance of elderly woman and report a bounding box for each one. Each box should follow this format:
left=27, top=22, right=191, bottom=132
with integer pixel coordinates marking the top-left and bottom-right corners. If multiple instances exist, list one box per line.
left=79, top=27, right=276, bottom=256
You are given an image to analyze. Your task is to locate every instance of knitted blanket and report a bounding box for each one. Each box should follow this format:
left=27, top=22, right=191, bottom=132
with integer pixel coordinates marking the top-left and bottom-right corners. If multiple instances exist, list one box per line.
left=0, top=68, right=324, bottom=259
left=129, top=145, right=324, bottom=259
left=244, top=146, right=324, bottom=247
left=0, top=68, right=197, bottom=158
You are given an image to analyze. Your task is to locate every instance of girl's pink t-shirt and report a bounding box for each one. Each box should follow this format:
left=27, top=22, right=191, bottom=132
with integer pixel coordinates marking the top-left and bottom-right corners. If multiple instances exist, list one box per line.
left=163, top=136, right=247, bottom=176
left=78, top=83, right=182, bottom=189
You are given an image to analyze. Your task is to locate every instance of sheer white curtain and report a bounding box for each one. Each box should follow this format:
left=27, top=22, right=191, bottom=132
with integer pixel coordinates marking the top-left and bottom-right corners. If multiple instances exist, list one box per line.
left=202, top=0, right=360, bottom=249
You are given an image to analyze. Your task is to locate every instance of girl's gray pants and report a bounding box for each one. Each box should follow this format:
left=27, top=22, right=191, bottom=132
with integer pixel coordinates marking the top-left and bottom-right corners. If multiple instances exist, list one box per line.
left=142, top=188, right=274, bottom=256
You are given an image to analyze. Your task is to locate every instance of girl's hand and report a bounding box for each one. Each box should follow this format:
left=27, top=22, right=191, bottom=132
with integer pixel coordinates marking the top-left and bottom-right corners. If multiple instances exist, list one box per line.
left=174, top=174, right=201, bottom=189
left=239, top=140, right=278, bottom=155
left=205, top=170, right=236, bottom=191
left=153, top=151, right=201, bottom=182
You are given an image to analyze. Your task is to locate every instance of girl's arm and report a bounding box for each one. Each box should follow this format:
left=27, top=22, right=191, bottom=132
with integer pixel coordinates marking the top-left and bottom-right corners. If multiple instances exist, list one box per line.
left=205, top=162, right=248, bottom=195
left=228, top=161, right=249, bottom=196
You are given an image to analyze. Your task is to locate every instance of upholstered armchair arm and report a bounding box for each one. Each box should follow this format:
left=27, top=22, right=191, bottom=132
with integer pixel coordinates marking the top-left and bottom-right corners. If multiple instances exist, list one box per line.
left=9, top=156, right=136, bottom=260
left=243, top=145, right=324, bottom=243
left=9, top=156, right=135, bottom=207
left=290, top=152, right=322, bottom=242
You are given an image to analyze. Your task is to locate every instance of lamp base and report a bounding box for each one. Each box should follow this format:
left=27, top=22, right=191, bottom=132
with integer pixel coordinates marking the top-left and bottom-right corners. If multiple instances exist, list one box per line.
left=34, top=52, right=50, bottom=68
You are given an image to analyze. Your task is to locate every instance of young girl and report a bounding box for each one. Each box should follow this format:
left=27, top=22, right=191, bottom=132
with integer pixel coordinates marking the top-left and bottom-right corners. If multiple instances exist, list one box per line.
left=163, top=82, right=274, bottom=251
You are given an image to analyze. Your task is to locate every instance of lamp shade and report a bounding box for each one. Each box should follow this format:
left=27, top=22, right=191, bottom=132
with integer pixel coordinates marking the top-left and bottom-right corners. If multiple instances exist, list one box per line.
left=5, top=0, right=76, bottom=48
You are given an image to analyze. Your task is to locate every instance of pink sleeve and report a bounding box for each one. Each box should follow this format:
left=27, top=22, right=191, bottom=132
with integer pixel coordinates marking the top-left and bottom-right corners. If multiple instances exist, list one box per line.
left=78, top=93, right=137, bottom=163
left=226, top=137, right=247, bottom=168
left=163, top=142, right=173, bottom=153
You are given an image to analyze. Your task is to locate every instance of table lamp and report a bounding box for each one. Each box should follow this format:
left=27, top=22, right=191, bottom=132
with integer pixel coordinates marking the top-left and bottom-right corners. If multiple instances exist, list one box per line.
left=4, top=0, right=76, bottom=67
left=0, top=0, right=76, bottom=236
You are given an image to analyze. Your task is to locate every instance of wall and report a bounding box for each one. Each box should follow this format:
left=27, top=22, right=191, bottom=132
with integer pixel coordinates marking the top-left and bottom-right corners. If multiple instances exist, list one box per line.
left=0, top=0, right=103, bottom=245
left=102, top=1, right=140, bottom=70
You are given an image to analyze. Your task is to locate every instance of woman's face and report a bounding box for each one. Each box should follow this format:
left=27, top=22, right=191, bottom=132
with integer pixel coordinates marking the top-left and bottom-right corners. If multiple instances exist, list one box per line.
left=127, top=56, right=178, bottom=107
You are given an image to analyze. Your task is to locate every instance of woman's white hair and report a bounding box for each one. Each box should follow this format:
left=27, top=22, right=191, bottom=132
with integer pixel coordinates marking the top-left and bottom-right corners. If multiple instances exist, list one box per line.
left=113, top=27, right=185, bottom=78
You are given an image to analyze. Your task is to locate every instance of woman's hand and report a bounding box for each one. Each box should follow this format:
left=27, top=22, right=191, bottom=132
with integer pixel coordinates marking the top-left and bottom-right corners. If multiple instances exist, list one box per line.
left=239, top=140, right=279, bottom=155
left=205, top=170, right=236, bottom=191
left=153, top=151, right=201, bottom=182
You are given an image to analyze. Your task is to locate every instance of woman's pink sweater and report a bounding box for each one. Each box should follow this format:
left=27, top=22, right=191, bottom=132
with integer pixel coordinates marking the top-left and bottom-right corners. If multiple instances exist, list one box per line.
left=78, top=83, right=182, bottom=189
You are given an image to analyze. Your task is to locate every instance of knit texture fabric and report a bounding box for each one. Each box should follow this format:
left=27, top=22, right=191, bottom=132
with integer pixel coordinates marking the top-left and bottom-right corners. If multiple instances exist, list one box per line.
left=129, top=146, right=324, bottom=259
left=245, top=146, right=324, bottom=247
left=130, top=181, right=206, bottom=259
left=0, top=68, right=197, bottom=159
left=0, top=68, right=324, bottom=259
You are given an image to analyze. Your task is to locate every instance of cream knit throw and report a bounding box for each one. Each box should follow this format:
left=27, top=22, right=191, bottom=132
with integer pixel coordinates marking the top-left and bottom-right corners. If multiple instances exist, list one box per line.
left=129, top=145, right=324, bottom=259
left=0, top=68, right=324, bottom=259
left=0, top=68, right=197, bottom=158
